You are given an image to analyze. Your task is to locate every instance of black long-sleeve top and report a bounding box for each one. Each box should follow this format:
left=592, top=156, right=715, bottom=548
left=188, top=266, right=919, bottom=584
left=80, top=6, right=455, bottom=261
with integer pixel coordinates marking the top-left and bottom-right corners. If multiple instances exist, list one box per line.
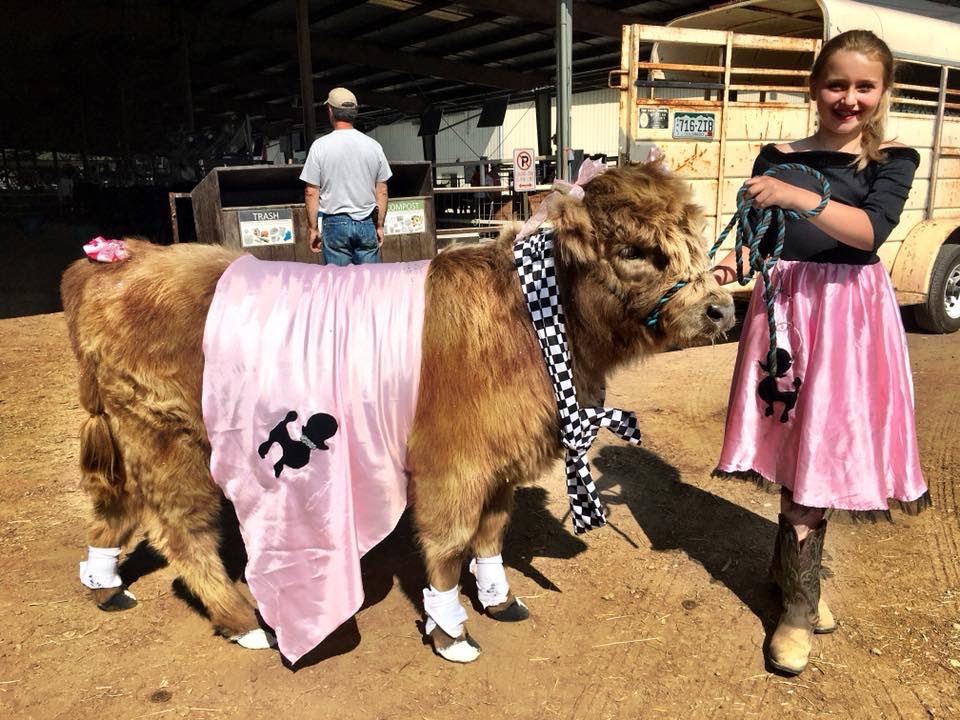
left=752, top=143, right=920, bottom=265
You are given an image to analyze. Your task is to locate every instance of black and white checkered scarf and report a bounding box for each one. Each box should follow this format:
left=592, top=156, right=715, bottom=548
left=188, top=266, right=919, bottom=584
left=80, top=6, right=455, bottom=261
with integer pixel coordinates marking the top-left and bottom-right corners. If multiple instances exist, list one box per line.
left=514, top=229, right=643, bottom=534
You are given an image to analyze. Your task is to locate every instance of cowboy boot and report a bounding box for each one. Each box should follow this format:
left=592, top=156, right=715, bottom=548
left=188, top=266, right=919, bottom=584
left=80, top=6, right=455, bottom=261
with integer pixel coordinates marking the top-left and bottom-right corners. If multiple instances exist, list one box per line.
left=768, top=516, right=827, bottom=674
left=770, top=521, right=836, bottom=634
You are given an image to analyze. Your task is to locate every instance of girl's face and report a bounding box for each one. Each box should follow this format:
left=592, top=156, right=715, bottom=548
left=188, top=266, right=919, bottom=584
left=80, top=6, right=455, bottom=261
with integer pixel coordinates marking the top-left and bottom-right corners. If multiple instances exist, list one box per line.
left=811, top=49, right=887, bottom=138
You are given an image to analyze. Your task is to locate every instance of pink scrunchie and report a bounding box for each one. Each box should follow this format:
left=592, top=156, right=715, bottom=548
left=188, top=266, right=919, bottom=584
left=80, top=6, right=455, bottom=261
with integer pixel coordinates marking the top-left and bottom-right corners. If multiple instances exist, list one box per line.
left=83, top=236, right=129, bottom=263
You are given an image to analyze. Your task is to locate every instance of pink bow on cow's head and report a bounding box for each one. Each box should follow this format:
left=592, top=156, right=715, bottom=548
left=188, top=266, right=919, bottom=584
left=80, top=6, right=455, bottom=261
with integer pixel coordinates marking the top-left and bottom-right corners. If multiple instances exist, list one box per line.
left=644, top=145, right=668, bottom=169
left=551, top=157, right=608, bottom=201
left=83, top=236, right=129, bottom=263
left=515, top=158, right=608, bottom=241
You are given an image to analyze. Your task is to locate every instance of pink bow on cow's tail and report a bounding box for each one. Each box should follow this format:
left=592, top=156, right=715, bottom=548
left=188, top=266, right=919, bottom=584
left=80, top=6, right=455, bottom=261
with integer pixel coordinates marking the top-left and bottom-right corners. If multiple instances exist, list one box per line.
left=83, top=236, right=130, bottom=263
left=515, top=158, right=608, bottom=241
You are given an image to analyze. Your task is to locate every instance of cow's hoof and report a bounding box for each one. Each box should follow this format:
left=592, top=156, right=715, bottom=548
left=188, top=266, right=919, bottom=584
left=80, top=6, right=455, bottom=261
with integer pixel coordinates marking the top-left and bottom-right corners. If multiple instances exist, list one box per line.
left=230, top=628, right=277, bottom=650
left=94, top=587, right=137, bottom=612
left=430, top=626, right=481, bottom=663
left=486, top=596, right=529, bottom=622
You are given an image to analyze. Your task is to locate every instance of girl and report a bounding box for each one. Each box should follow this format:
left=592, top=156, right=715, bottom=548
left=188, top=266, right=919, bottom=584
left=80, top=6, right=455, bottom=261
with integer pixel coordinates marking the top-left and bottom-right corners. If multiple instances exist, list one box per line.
left=712, top=29, right=929, bottom=675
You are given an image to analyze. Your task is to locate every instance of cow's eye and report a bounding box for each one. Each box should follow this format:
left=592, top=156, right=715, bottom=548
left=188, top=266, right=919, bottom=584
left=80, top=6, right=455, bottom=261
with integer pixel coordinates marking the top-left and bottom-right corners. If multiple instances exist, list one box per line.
left=619, top=245, right=644, bottom=260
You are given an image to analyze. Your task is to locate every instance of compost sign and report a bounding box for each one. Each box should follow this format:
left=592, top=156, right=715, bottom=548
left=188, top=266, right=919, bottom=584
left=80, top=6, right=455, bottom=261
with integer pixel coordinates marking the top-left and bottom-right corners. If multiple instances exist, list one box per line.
left=238, top=208, right=295, bottom=247
left=385, top=198, right=426, bottom=236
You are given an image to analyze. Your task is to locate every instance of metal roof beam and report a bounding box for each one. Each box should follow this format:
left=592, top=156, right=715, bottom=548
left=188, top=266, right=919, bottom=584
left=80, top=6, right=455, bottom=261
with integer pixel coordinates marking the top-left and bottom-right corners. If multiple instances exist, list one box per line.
left=454, top=0, right=644, bottom=38
left=196, top=82, right=429, bottom=117
left=357, top=0, right=450, bottom=32
left=309, top=34, right=550, bottom=91
left=193, top=16, right=550, bottom=93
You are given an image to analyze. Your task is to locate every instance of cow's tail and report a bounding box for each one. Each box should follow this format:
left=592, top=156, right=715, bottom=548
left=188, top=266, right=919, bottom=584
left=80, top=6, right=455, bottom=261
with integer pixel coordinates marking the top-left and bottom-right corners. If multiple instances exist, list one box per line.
left=77, top=357, right=127, bottom=505
left=62, top=254, right=131, bottom=507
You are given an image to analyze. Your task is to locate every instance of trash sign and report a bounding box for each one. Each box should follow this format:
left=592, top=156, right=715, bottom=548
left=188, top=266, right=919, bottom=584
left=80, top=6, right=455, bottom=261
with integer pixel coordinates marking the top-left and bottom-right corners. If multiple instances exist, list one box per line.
left=238, top=208, right=295, bottom=247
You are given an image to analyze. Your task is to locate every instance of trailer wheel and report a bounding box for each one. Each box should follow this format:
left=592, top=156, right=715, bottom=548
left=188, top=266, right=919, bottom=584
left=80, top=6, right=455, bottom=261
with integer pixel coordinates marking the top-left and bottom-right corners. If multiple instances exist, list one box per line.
left=913, top=244, right=960, bottom=334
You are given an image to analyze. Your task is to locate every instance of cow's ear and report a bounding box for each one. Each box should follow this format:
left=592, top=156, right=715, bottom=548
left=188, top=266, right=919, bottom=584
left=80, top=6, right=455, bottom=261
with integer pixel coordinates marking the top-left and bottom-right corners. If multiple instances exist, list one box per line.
left=552, top=196, right=598, bottom=265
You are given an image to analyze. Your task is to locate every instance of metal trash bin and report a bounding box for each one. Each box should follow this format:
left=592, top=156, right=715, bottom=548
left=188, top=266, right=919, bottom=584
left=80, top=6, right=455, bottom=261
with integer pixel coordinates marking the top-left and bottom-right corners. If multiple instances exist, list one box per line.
left=190, top=165, right=316, bottom=262
left=188, top=162, right=436, bottom=264
left=380, top=161, right=437, bottom=262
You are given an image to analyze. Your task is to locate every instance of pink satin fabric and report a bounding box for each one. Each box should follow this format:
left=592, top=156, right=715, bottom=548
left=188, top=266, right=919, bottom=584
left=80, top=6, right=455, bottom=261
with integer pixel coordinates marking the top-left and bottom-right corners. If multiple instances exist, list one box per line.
left=717, top=260, right=927, bottom=510
left=202, top=255, right=429, bottom=663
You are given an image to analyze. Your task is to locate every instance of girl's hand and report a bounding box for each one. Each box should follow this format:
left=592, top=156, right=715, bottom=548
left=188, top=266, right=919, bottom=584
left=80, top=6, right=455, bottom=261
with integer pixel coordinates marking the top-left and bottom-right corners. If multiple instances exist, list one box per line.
left=744, top=176, right=819, bottom=213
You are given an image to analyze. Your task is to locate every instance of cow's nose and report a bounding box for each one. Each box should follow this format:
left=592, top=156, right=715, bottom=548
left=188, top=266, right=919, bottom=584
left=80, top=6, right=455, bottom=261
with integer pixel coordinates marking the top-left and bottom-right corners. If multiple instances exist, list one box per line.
left=706, top=301, right=736, bottom=331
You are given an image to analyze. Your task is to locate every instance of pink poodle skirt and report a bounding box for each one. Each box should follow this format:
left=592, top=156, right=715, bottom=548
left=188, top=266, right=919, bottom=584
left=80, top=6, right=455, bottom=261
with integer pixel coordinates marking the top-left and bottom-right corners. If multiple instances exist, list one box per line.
left=716, top=260, right=928, bottom=512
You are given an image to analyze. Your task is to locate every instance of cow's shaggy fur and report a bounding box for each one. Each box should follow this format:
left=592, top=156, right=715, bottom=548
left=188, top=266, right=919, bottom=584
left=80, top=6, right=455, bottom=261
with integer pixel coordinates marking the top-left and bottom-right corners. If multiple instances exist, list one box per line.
left=61, top=162, right=734, bottom=655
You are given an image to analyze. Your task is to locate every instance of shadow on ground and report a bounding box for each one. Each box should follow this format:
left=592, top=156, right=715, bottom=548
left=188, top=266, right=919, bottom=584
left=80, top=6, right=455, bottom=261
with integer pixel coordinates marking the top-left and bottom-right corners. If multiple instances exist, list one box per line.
left=593, top=444, right=781, bottom=633
left=118, top=485, right=587, bottom=669
left=292, top=486, right=588, bottom=669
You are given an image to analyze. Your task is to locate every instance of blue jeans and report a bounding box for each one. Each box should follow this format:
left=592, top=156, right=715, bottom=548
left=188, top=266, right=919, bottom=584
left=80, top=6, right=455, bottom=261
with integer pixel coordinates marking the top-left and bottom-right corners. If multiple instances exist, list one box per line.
left=320, top=213, right=380, bottom=266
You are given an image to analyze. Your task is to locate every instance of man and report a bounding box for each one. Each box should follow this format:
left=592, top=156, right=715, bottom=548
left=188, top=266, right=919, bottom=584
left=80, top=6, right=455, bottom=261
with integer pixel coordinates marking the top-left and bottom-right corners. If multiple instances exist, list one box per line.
left=300, top=87, right=392, bottom=265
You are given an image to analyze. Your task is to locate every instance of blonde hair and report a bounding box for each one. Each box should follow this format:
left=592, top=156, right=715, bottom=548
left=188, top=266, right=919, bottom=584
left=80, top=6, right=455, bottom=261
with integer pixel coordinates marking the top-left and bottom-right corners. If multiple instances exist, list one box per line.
left=810, top=30, right=895, bottom=170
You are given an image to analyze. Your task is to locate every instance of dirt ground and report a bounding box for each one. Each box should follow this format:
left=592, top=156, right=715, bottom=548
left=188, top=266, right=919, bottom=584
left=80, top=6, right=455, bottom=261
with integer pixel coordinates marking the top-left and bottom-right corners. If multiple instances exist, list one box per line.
left=1, top=309, right=959, bottom=720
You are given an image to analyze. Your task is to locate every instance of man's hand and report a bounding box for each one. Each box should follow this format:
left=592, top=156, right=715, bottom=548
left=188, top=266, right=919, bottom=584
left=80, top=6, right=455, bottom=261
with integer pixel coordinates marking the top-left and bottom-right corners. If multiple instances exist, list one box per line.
left=375, top=181, right=388, bottom=249
left=304, top=183, right=321, bottom=252
left=309, top=226, right=322, bottom=253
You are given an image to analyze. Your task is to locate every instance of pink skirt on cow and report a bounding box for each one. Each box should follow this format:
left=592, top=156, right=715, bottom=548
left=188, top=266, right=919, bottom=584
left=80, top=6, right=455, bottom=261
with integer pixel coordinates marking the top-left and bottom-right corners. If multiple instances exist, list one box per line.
left=716, top=260, right=929, bottom=512
left=202, top=255, right=430, bottom=664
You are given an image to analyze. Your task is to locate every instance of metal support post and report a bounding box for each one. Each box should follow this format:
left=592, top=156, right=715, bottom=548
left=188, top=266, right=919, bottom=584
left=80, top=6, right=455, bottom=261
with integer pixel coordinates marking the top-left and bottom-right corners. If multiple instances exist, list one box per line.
left=296, top=0, right=316, bottom=146
left=556, top=0, right=573, bottom=180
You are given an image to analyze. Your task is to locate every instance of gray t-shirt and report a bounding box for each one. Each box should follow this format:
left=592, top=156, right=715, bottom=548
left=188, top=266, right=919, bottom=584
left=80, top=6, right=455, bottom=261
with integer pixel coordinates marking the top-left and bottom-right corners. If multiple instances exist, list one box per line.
left=299, top=128, right=392, bottom=220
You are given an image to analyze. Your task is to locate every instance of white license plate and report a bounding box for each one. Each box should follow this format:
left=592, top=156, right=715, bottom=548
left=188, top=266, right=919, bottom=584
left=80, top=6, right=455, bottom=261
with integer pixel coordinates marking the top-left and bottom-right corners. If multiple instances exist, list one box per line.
left=672, top=112, right=715, bottom=139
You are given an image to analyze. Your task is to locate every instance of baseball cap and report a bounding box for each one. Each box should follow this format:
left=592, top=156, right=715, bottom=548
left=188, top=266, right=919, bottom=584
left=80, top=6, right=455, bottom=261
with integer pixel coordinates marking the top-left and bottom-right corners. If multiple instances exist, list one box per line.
left=324, top=87, right=358, bottom=109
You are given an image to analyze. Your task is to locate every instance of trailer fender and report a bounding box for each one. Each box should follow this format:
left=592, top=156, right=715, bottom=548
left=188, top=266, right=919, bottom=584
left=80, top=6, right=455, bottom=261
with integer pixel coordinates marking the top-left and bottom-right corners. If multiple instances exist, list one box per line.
left=890, top=219, right=960, bottom=304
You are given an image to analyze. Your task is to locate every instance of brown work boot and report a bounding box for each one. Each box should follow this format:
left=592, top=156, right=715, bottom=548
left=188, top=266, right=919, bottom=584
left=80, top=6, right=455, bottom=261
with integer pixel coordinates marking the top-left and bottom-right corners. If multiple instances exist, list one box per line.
left=767, top=516, right=827, bottom=675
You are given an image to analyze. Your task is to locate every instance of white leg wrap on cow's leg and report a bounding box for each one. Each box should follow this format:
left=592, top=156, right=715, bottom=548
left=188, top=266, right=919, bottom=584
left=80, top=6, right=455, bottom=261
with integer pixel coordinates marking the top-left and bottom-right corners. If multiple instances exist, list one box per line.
left=423, top=585, right=467, bottom=637
left=79, top=546, right=124, bottom=590
left=423, top=585, right=479, bottom=663
left=469, top=555, right=510, bottom=609
left=231, top=629, right=278, bottom=650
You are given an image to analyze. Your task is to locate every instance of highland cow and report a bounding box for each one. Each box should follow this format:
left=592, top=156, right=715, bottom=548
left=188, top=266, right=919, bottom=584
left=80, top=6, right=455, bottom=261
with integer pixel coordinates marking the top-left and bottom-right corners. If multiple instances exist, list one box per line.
left=61, top=162, right=734, bottom=664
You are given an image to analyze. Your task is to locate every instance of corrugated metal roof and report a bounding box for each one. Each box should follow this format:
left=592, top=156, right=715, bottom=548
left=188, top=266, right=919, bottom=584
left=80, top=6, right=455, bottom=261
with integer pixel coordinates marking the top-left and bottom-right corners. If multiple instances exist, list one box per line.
left=2, top=0, right=957, bottom=156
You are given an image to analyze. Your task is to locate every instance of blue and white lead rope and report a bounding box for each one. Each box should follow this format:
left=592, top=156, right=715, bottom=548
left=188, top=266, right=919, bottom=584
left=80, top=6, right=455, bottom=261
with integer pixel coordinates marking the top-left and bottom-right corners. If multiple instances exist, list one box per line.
left=514, top=230, right=642, bottom=534
left=707, top=163, right=831, bottom=377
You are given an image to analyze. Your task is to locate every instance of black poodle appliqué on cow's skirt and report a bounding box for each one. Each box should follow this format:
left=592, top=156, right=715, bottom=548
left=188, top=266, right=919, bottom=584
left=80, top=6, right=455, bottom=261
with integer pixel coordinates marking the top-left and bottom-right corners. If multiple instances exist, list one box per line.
left=258, top=411, right=339, bottom=478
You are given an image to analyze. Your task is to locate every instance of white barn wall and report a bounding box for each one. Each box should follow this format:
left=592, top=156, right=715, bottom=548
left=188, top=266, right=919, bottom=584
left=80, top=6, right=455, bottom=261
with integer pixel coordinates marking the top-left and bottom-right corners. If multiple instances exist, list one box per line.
left=369, top=88, right=620, bottom=172
left=366, top=121, right=424, bottom=162
left=569, top=88, right=619, bottom=158
left=436, top=109, right=501, bottom=166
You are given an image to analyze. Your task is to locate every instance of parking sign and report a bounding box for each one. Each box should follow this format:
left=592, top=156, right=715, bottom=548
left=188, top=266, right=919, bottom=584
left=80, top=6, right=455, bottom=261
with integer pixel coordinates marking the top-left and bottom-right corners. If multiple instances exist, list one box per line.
left=513, top=148, right=537, bottom=192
